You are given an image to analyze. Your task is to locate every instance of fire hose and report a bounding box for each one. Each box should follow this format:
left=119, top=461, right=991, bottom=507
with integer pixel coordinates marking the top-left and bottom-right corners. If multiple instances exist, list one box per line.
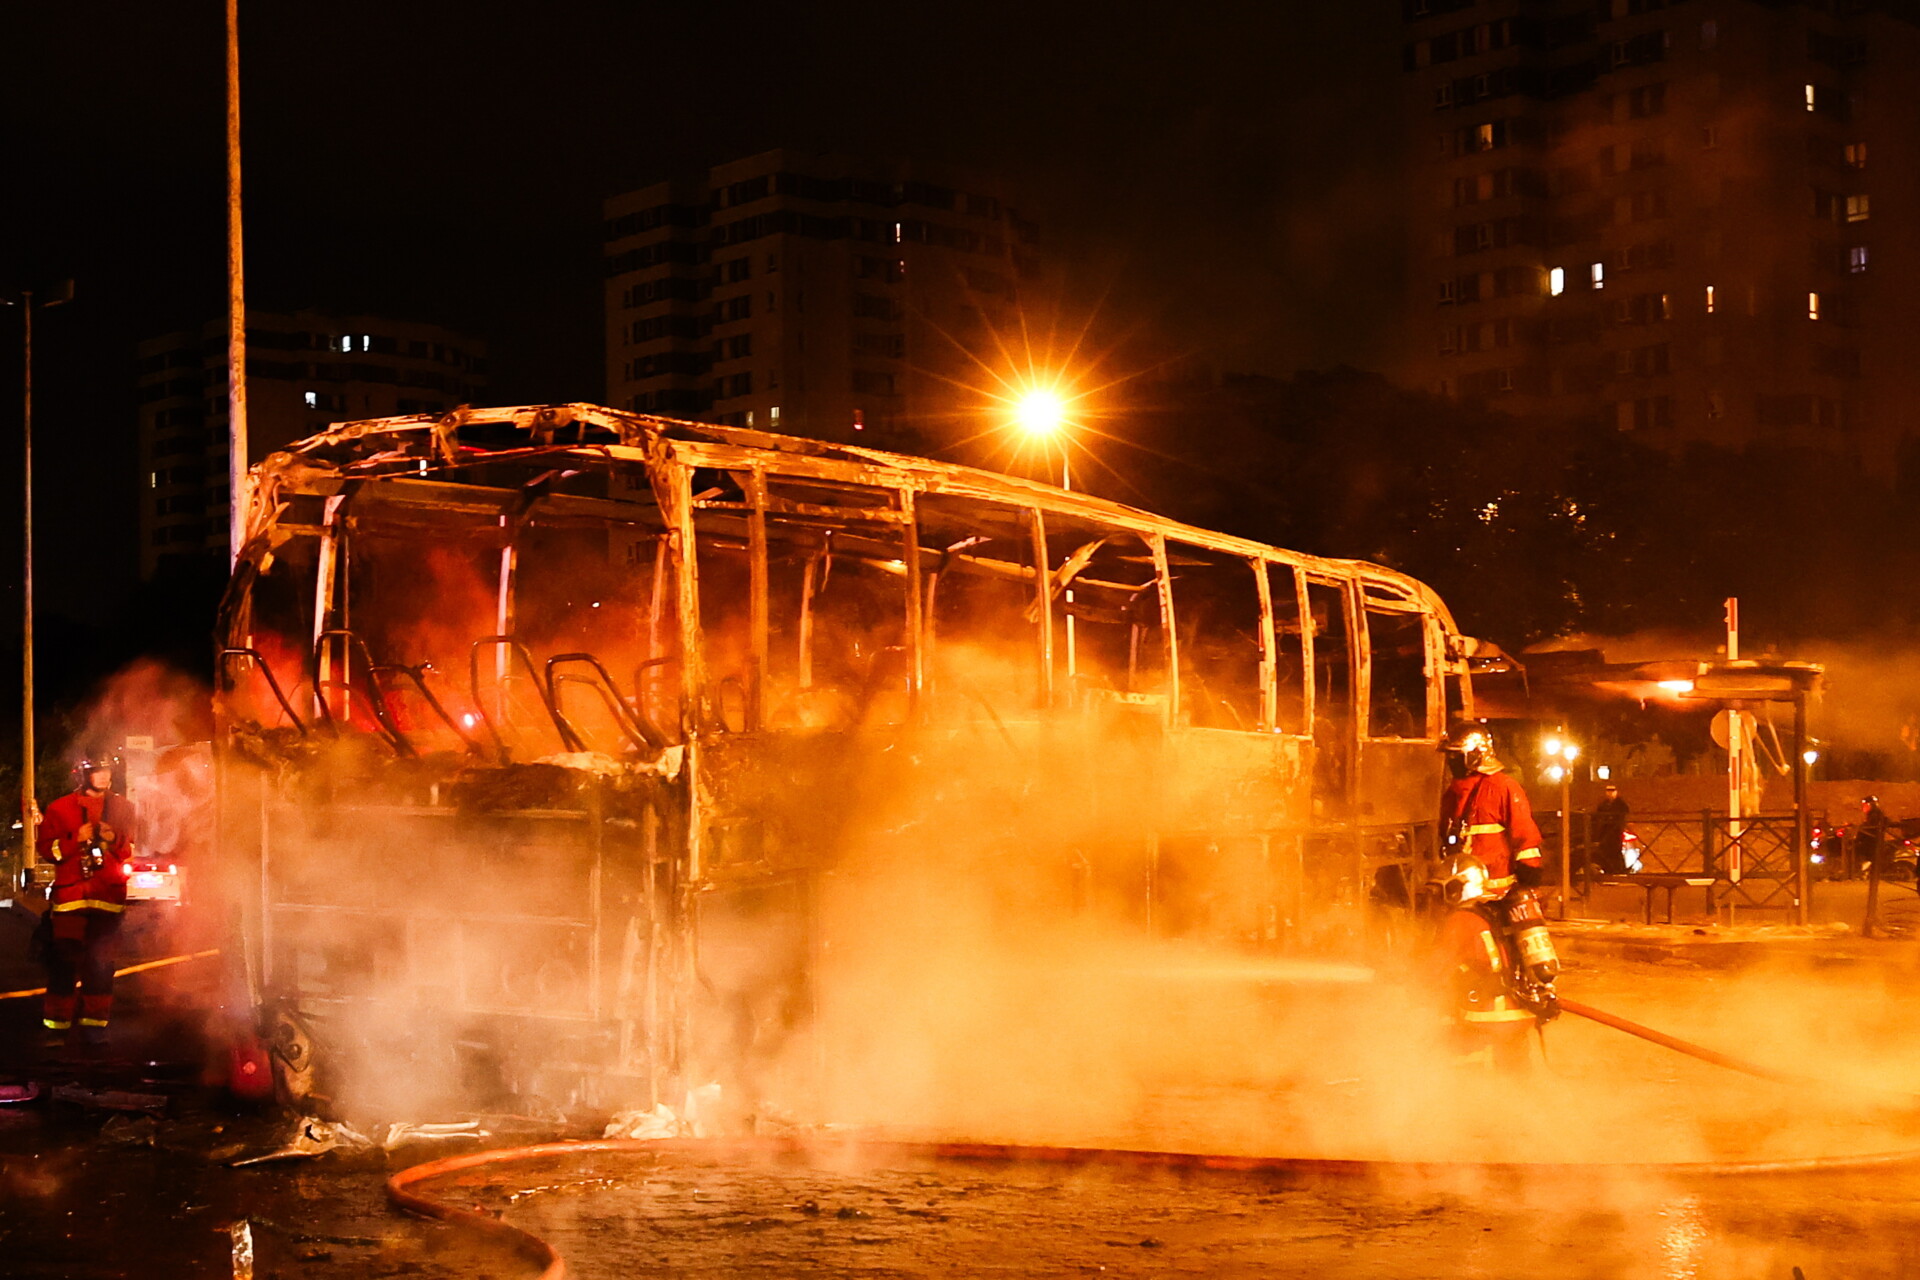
left=0, top=948, right=221, bottom=1001
left=388, top=991, right=1920, bottom=1280
left=1559, top=996, right=1920, bottom=1106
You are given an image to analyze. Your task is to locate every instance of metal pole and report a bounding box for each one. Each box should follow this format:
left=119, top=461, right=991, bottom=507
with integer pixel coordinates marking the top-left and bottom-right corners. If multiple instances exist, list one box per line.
left=10, top=282, right=68, bottom=889
left=1793, top=690, right=1810, bottom=927
left=1558, top=769, right=1571, bottom=920
left=1061, top=449, right=1075, bottom=677
left=1725, top=598, right=1742, bottom=887
left=20, top=292, right=34, bottom=881
left=226, top=0, right=249, bottom=565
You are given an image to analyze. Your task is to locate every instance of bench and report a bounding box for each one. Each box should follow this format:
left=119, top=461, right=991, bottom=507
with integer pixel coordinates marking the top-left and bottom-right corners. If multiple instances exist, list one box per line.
left=1592, top=873, right=1718, bottom=924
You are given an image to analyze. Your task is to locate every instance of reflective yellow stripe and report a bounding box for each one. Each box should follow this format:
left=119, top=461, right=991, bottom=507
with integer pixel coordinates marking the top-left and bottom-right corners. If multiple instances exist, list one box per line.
left=52, top=899, right=126, bottom=914
left=1515, top=848, right=1542, bottom=862
left=1464, top=824, right=1506, bottom=835
left=1465, top=1008, right=1538, bottom=1023
left=42, top=1019, right=71, bottom=1030
left=1485, top=875, right=1515, bottom=891
left=78, top=1018, right=109, bottom=1028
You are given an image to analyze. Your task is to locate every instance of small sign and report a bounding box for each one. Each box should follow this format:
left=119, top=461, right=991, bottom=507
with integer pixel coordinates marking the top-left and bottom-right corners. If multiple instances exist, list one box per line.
left=124, top=737, right=155, bottom=752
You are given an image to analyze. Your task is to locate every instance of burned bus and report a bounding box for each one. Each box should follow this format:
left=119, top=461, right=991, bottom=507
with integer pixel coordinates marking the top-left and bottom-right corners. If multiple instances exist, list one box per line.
left=216, top=403, right=1483, bottom=1113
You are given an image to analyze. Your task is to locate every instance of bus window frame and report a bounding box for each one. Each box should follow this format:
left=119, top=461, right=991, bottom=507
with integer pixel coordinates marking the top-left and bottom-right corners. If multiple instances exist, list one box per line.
left=918, top=494, right=1050, bottom=715
left=1262, top=559, right=1313, bottom=738
left=1359, top=589, right=1440, bottom=743
left=685, top=460, right=922, bottom=735
left=1043, top=519, right=1174, bottom=719
left=1302, top=573, right=1358, bottom=733
left=1167, top=540, right=1267, bottom=733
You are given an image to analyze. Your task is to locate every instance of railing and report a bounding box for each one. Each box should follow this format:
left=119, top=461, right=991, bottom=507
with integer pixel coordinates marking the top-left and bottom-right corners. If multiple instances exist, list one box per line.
left=1538, top=809, right=1823, bottom=918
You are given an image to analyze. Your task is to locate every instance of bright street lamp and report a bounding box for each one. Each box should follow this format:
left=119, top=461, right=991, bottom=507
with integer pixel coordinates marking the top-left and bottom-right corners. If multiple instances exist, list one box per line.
left=1012, top=387, right=1066, bottom=439
left=1009, top=386, right=1072, bottom=491
left=1540, top=727, right=1580, bottom=919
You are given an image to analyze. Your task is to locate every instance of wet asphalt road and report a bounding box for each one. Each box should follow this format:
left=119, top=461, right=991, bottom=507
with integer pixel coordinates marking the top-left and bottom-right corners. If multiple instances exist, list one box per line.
left=7, top=895, right=1920, bottom=1279
left=6, top=1116, right=1920, bottom=1280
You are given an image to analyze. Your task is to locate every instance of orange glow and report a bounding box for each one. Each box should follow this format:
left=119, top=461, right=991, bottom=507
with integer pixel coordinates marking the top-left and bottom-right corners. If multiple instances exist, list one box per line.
left=1012, top=387, right=1068, bottom=438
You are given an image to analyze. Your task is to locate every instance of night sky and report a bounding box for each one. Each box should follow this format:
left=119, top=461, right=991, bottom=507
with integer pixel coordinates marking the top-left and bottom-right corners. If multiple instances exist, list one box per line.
left=4, top=2, right=1404, bottom=664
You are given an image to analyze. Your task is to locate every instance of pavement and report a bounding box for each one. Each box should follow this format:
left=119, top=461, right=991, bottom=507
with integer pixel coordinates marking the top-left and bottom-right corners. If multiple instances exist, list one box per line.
left=0, top=891, right=231, bottom=1084
left=7, top=883, right=1920, bottom=1277
left=1549, top=876, right=1920, bottom=971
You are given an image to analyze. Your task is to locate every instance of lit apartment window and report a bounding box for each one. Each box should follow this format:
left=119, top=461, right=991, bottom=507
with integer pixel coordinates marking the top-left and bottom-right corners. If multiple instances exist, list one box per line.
left=1808, top=292, right=1822, bottom=320
left=1845, top=142, right=1867, bottom=169
left=149, top=472, right=159, bottom=489
left=1849, top=246, right=1869, bottom=274
left=1845, top=194, right=1870, bottom=222
left=304, top=391, right=319, bottom=408
left=1706, top=285, right=1717, bottom=313
left=1550, top=267, right=1566, bottom=296
left=1590, top=262, right=1605, bottom=290
left=1805, top=84, right=1817, bottom=111
left=770, top=405, right=781, bottom=425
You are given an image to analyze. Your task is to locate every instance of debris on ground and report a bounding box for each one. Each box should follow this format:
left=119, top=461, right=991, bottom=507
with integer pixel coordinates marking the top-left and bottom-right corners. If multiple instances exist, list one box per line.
left=229, top=1117, right=373, bottom=1167
left=381, top=1120, right=489, bottom=1152
left=50, top=1084, right=168, bottom=1113
left=603, top=1103, right=683, bottom=1140
left=683, top=1082, right=723, bottom=1137
left=100, top=1114, right=159, bottom=1146
left=227, top=1219, right=254, bottom=1280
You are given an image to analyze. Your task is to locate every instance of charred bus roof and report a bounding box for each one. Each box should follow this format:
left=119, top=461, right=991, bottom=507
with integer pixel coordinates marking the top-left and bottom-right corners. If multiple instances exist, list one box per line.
left=239, top=402, right=1465, bottom=633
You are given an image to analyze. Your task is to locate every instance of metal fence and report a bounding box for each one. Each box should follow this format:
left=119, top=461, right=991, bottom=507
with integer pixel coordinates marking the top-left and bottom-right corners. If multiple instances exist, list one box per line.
left=1538, top=809, right=1822, bottom=918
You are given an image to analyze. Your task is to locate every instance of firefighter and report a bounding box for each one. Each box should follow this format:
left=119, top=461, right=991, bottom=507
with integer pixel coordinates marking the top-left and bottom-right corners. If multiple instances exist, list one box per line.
left=1434, top=722, right=1559, bottom=1068
left=37, top=755, right=137, bottom=1048
left=1857, top=795, right=1890, bottom=878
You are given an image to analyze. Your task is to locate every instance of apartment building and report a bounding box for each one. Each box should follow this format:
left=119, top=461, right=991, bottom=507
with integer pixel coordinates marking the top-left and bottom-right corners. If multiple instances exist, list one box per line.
left=1400, top=0, right=1920, bottom=462
left=136, top=311, right=485, bottom=577
left=603, top=150, right=1043, bottom=448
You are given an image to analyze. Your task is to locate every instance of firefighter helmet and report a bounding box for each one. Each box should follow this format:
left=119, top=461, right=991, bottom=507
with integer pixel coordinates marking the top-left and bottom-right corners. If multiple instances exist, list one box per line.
left=1438, top=852, right=1498, bottom=907
left=1442, top=720, right=1496, bottom=772
left=71, top=754, right=114, bottom=787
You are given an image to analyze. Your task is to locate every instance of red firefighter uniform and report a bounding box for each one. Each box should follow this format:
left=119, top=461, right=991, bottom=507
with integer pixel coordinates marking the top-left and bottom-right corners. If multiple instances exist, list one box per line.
left=38, top=788, right=137, bottom=1036
left=1440, top=765, right=1544, bottom=894
left=1438, top=765, right=1547, bottom=1063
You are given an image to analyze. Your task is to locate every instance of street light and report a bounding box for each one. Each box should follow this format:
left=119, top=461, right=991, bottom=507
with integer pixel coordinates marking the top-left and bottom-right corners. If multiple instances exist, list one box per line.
left=1540, top=728, right=1580, bottom=919
left=3, top=279, right=73, bottom=891
left=1006, top=381, right=1079, bottom=679
left=1010, top=385, right=1072, bottom=490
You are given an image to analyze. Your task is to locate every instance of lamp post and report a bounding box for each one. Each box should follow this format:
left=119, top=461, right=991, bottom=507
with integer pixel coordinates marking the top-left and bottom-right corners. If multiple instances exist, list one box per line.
left=3, top=280, right=73, bottom=889
left=1012, top=387, right=1070, bottom=490
left=1541, top=729, right=1580, bottom=920
left=1012, top=387, right=1074, bottom=675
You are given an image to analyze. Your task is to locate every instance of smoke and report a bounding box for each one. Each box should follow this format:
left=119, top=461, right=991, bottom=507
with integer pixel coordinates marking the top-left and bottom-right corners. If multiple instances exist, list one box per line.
left=1535, top=626, right=1920, bottom=772
left=669, top=643, right=1920, bottom=1168
left=60, top=657, right=213, bottom=764
left=216, top=496, right=1920, bottom=1172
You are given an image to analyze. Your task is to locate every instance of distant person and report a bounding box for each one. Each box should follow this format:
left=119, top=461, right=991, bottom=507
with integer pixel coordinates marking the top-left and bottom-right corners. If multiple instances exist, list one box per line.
left=1858, top=795, right=1891, bottom=879
left=37, top=755, right=136, bottom=1049
left=1592, top=784, right=1630, bottom=876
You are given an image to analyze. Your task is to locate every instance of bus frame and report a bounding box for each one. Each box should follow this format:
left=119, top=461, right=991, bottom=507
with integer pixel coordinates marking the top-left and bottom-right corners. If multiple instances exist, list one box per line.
left=215, top=403, right=1482, bottom=1107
